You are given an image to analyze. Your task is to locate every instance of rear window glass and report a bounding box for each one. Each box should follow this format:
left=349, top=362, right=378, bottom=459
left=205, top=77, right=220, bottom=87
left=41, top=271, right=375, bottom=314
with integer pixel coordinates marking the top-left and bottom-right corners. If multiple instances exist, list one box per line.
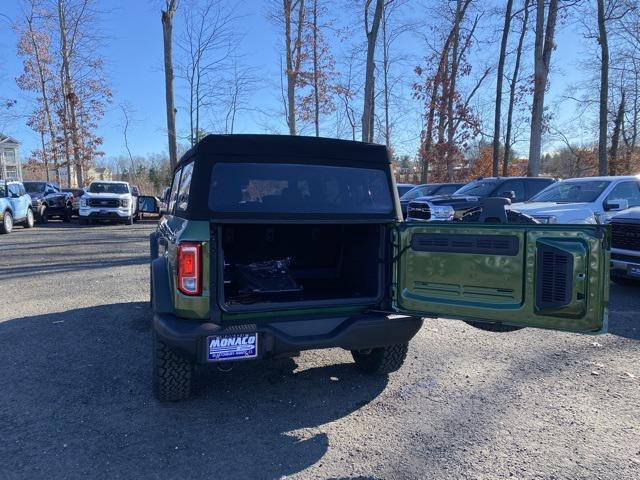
left=209, top=163, right=393, bottom=214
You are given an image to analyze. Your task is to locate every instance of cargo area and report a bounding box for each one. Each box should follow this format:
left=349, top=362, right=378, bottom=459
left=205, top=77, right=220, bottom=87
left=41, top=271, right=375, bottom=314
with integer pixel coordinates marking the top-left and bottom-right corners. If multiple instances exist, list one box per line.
left=218, top=224, right=384, bottom=309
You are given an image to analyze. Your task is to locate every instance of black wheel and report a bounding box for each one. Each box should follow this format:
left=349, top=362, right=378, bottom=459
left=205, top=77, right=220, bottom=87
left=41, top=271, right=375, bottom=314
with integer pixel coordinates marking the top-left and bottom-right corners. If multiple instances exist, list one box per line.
left=63, top=204, right=73, bottom=222
left=24, top=208, right=34, bottom=228
left=153, top=331, right=193, bottom=402
left=79, top=218, right=88, bottom=225
left=37, top=205, right=48, bottom=224
left=612, top=275, right=640, bottom=286
left=460, top=208, right=539, bottom=224
left=125, top=216, right=134, bottom=225
left=351, top=343, right=409, bottom=374
left=0, top=210, right=13, bottom=234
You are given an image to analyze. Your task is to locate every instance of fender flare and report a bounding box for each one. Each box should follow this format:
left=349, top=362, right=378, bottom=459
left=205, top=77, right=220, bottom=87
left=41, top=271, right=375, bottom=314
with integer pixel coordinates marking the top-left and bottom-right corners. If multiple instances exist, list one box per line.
left=151, top=256, right=173, bottom=314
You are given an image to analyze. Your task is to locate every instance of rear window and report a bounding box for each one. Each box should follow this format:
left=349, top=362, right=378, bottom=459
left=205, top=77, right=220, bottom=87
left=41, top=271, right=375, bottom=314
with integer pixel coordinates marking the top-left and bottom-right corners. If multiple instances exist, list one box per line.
left=209, top=163, right=393, bottom=215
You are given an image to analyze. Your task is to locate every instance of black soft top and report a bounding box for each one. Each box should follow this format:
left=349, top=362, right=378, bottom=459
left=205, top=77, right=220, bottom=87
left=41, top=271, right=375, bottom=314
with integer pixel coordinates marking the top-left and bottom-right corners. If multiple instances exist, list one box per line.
left=177, top=134, right=391, bottom=170
left=177, top=134, right=397, bottom=222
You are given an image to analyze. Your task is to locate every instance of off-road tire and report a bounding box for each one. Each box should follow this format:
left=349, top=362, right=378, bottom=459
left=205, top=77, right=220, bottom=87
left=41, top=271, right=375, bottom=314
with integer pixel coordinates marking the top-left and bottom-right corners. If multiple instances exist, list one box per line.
left=351, top=343, right=409, bottom=375
left=153, top=332, right=193, bottom=402
left=24, top=208, right=34, bottom=228
left=37, top=205, right=48, bottom=224
left=63, top=205, right=73, bottom=222
left=1, top=210, right=13, bottom=234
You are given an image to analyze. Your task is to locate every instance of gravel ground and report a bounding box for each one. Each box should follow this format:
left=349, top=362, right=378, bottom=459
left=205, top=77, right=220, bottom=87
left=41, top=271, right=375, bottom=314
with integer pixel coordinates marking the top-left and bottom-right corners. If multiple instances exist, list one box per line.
left=0, top=220, right=638, bottom=480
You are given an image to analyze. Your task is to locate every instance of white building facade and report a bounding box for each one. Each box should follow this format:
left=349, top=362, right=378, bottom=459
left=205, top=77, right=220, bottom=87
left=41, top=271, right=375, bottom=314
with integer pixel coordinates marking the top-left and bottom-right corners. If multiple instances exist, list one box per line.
left=0, top=135, right=22, bottom=181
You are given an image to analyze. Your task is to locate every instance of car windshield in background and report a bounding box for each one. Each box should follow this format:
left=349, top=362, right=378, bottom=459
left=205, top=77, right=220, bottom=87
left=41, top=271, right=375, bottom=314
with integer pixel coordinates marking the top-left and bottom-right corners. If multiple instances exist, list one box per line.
left=88, top=183, right=129, bottom=194
left=530, top=180, right=610, bottom=203
left=396, top=185, right=415, bottom=197
left=210, top=163, right=393, bottom=215
left=453, top=180, right=499, bottom=196
left=24, top=182, right=46, bottom=193
left=401, top=185, right=438, bottom=201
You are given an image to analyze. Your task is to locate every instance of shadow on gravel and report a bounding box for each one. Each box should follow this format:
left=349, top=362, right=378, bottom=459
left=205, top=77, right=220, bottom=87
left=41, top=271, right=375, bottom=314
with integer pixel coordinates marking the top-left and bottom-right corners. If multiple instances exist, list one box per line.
left=608, top=282, right=640, bottom=341
left=0, top=257, right=149, bottom=279
left=0, top=302, right=388, bottom=479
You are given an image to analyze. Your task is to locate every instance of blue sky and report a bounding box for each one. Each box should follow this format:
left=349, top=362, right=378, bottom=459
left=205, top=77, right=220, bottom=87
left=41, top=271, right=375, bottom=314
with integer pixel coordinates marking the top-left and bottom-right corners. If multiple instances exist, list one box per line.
left=0, top=0, right=593, bottom=162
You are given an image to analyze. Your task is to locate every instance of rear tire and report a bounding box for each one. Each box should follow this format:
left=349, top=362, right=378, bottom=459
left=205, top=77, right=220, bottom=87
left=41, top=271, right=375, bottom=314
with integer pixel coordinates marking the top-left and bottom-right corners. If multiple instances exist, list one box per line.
left=153, top=332, right=193, bottom=402
left=351, top=343, right=409, bottom=374
left=24, top=208, right=34, bottom=228
left=63, top=204, right=73, bottom=222
left=0, top=210, right=13, bottom=234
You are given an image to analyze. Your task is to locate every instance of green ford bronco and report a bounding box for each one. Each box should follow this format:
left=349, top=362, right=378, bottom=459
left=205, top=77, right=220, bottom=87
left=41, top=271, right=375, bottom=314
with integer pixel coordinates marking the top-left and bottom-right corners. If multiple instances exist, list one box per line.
left=150, top=135, right=609, bottom=401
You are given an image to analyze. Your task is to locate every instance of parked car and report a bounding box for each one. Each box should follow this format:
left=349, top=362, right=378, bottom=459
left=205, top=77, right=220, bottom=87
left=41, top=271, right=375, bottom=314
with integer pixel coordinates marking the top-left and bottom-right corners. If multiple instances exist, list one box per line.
left=510, top=176, right=640, bottom=224
left=610, top=207, right=640, bottom=284
left=62, top=188, right=84, bottom=215
left=399, top=183, right=465, bottom=218
left=148, top=134, right=609, bottom=402
left=396, top=183, right=415, bottom=198
left=23, top=181, right=73, bottom=223
left=0, top=181, right=35, bottom=234
left=407, top=176, right=555, bottom=221
left=78, top=181, right=135, bottom=225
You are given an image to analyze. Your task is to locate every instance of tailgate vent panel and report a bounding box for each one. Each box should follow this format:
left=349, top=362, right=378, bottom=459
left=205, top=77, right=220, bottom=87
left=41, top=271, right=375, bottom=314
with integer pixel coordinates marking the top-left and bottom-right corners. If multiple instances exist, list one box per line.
left=536, top=245, right=573, bottom=309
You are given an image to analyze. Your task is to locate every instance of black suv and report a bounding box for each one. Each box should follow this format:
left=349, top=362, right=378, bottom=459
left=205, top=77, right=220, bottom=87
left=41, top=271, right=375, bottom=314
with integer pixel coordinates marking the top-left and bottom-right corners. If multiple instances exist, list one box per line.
left=23, top=181, right=73, bottom=223
left=407, top=176, right=555, bottom=221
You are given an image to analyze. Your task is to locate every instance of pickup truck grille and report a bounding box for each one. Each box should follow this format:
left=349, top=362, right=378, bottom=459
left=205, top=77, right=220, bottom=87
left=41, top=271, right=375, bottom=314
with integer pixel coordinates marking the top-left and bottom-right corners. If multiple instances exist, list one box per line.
left=407, top=204, right=431, bottom=220
left=612, top=222, right=640, bottom=251
left=88, top=198, right=120, bottom=208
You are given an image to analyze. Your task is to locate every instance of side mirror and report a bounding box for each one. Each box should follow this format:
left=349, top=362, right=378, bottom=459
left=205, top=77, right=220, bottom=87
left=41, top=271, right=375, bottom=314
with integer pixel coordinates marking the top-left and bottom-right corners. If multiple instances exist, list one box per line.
left=498, top=190, right=516, bottom=200
left=138, top=195, right=159, bottom=214
left=604, top=198, right=629, bottom=211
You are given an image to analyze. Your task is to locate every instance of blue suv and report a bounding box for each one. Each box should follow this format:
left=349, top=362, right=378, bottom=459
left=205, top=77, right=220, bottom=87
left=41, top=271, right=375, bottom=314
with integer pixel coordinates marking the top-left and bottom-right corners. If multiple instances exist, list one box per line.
left=0, top=181, right=35, bottom=234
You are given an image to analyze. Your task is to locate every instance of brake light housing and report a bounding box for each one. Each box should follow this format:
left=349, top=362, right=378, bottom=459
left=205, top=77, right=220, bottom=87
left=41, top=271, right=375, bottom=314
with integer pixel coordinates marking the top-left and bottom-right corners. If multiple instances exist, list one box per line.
left=177, top=242, right=202, bottom=296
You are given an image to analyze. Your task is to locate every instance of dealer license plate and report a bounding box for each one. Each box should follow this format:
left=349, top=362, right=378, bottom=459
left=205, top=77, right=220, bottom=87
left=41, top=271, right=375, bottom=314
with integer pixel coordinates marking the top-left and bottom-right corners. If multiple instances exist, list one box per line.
left=207, top=333, right=258, bottom=361
left=627, top=264, right=640, bottom=278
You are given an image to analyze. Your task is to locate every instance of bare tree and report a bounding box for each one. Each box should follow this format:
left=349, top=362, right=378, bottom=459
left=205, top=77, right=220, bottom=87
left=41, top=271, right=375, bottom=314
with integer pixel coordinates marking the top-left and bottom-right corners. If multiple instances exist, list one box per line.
left=279, top=0, right=305, bottom=135
left=503, top=0, right=530, bottom=176
left=162, top=0, right=178, bottom=169
left=223, top=59, right=258, bottom=134
left=492, top=0, right=514, bottom=176
left=178, top=0, right=237, bottom=145
left=527, top=0, right=558, bottom=177
left=361, top=0, right=384, bottom=142
left=597, top=0, right=609, bottom=175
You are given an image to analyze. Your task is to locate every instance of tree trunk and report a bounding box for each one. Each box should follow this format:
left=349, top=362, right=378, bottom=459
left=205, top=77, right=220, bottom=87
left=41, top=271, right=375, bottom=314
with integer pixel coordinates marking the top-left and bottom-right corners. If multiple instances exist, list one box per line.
left=284, top=0, right=304, bottom=135
left=527, top=0, right=558, bottom=177
left=312, top=0, right=320, bottom=137
left=57, top=0, right=84, bottom=188
left=609, top=91, right=625, bottom=175
left=504, top=0, right=529, bottom=176
left=162, top=0, right=178, bottom=169
left=597, top=0, right=609, bottom=176
left=492, top=0, right=514, bottom=176
left=361, top=0, right=384, bottom=142
left=382, top=5, right=390, bottom=147
left=446, top=0, right=464, bottom=182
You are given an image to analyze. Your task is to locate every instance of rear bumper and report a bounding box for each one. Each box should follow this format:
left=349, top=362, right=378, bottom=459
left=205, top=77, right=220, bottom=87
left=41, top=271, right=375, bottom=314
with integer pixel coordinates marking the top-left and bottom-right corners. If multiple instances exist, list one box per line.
left=611, top=248, right=640, bottom=279
left=153, top=312, right=424, bottom=363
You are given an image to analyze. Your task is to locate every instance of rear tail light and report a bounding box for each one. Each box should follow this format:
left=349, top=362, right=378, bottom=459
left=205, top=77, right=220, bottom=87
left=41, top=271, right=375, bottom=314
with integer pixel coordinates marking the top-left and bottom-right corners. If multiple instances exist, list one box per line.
left=177, top=242, right=202, bottom=296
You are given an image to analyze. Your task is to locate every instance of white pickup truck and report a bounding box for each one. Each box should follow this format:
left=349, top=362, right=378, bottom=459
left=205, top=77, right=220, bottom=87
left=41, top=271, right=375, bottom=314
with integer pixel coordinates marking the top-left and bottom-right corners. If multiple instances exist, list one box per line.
left=79, top=180, right=136, bottom=225
left=510, top=176, right=640, bottom=224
